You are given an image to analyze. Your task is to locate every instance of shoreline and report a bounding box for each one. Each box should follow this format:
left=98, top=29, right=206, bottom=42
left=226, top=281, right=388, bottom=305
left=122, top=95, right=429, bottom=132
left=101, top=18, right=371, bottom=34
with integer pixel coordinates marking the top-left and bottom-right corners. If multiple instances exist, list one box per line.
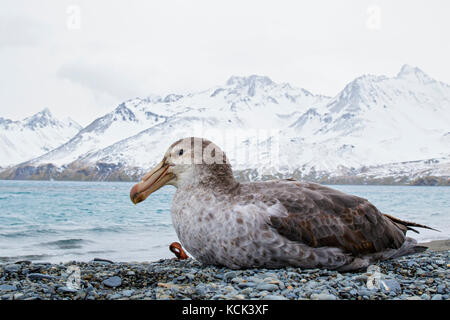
left=0, top=244, right=448, bottom=300
left=420, top=239, right=450, bottom=251
left=1, top=178, right=449, bottom=186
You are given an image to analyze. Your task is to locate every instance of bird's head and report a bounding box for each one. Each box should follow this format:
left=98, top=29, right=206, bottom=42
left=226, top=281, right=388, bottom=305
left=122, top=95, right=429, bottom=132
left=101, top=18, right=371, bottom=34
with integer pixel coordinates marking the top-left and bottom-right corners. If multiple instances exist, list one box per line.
left=130, top=137, right=234, bottom=204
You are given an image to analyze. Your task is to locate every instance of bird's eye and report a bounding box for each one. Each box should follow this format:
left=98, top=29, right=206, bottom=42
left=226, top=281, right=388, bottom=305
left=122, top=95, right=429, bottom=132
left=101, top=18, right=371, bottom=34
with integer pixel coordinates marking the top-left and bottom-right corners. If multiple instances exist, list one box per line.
left=178, top=149, right=184, bottom=156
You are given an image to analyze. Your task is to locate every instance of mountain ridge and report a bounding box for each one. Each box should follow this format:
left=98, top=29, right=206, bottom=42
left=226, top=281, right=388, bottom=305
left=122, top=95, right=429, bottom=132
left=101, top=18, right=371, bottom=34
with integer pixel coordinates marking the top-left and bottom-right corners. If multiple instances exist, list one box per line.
left=0, top=109, right=82, bottom=167
left=1, top=66, right=449, bottom=185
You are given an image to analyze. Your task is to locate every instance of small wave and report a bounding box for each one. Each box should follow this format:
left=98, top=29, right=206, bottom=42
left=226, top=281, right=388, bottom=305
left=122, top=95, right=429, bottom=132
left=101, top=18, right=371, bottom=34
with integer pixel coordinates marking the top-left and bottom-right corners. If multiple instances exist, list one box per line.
left=85, top=250, right=115, bottom=254
left=0, top=253, right=54, bottom=263
left=70, top=226, right=125, bottom=233
left=430, top=212, right=442, bottom=217
left=41, top=238, right=93, bottom=249
left=0, top=228, right=59, bottom=238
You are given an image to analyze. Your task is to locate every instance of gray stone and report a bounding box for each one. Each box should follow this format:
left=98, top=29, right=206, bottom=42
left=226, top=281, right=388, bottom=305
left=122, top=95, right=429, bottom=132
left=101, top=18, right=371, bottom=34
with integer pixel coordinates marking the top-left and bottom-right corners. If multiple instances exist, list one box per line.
left=436, top=285, right=446, bottom=294
left=358, top=289, right=374, bottom=297
left=224, top=272, right=237, bottom=282
left=263, top=272, right=279, bottom=278
left=304, top=280, right=320, bottom=289
left=262, top=294, right=288, bottom=300
left=175, top=275, right=186, bottom=282
left=406, top=261, right=419, bottom=267
left=13, top=293, right=24, bottom=300
left=93, top=258, right=114, bottom=264
left=185, top=273, right=195, bottom=281
left=103, top=276, right=122, bottom=288
left=4, top=265, right=20, bottom=273
left=21, top=268, right=29, bottom=275
left=240, top=288, right=254, bottom=296
left=28, top=273, right=57, bottom=281
left=0, top=284, right=17, bottom=292
left=247, top=276, right=263, bottom=283
left=380, top=279, right=401, bottom=294
left=421, top=293, right=430, bottom=300
left=194, top=285, right=207, bottom=296
left=310, top=293, right=337, bottom=300
left=256, top=283, right=279, bottom=291
left=121, top=290, right=134, bottom=297
left=57, top=286, right=77, bottom=293
left=405, top=295, right=421, bottom=300
left=237, top=282, right=257, bottom=289
left=353, top=275, right=368, bottom=283
left=431, top=294, right=443, bottom=300
left=416, top=269, right=426, bottom=276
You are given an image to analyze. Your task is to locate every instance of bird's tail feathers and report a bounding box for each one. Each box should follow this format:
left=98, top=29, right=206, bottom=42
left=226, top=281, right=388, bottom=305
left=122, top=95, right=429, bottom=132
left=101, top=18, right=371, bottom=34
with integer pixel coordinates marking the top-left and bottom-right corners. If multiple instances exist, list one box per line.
left=383, top=213, right=440, bottom=234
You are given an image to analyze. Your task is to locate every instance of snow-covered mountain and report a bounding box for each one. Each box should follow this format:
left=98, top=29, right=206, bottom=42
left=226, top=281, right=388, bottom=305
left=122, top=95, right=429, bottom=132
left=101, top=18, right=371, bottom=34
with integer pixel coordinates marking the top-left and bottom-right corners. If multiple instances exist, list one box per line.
left=0, top=108, right=81, bottom=167
left=22, top=99, right=168, bottom=168
left=278, top=65, right=450, bottom=176
left=1, top=66, right=449, bottom=184
left=4, top=75, right=329, bottom=174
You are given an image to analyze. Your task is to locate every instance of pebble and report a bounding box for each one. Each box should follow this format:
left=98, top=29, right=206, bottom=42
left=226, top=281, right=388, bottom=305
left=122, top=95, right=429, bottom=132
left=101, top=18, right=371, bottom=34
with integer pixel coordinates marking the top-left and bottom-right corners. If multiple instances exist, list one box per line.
left=57, top=286, right=78, bottom=294
left=4, top=265, right=20, bottom=273
left=13, top=293, right=24, bottom=300
left=0, top=284, right=17, bottom=292
left=310, top=293, right=337, bottom=300
left=93, top=258, right=114, bottom=264
left=28, top=273, right=57, bottom=281
left=381, top=279, right=402, bottom=294
left=223, top=272, right=237, bottom=282
left=103, top=276, right=122, bottom=288
left=420, top=293, right=431, bottom=300
left=256, top=283, right=279, bottom=291
left=436, top=284, right=446, bottom=294
left=121, top=289, right=134, bottom=297
left=262, top=294, right=287, bottom=300
left=194, top=285, right=207, bottom=296
left=237, top=282, right=257, bottom=289
left=416, top=269, right=426, bottom=276
left=109, top=293, right=122, bottom=299
left=0, top=249, right=447, bottom=300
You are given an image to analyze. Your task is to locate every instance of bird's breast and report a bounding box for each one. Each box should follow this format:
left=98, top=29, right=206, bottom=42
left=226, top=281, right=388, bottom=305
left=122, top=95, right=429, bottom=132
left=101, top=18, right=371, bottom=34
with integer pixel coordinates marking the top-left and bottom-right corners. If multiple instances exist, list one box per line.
left=170, top=190, right=228, bottom=261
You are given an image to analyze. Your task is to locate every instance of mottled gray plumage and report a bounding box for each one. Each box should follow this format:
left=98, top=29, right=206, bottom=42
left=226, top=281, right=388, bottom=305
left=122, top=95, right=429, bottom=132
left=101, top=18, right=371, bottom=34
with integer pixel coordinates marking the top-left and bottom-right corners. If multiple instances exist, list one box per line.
left=137, top=137, right=434, bottom=271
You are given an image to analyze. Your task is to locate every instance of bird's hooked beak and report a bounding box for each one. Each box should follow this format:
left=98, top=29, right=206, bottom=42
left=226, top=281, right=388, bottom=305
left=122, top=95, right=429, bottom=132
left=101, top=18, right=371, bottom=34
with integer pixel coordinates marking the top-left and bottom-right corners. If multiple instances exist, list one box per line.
left=130, top=159, right=174, bottom=204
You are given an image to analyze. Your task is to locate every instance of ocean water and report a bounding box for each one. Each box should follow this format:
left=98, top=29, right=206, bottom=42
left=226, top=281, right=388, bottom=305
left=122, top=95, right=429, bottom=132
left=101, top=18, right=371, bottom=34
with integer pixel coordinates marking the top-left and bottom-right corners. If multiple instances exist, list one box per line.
left=0, top=180, right=448, bottom=263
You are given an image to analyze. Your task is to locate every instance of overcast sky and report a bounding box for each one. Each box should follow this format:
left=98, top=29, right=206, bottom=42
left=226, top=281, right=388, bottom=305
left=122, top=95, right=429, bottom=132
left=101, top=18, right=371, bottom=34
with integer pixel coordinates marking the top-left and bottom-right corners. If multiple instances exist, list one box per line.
left=1, top=0, right=449, bottom=126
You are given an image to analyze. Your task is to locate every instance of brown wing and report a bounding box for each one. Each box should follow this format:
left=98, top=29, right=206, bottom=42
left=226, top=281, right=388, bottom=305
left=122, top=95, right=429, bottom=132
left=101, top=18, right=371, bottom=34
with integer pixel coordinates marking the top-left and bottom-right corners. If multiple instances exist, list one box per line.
left=264, top=181, right=405, bottom=255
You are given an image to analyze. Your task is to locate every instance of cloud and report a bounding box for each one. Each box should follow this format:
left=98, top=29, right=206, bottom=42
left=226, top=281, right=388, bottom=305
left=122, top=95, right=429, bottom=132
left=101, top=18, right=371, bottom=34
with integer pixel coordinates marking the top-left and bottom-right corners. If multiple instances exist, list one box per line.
left=0, top=16, right=49, bottom=48
left=57, top=60, right=149, bottom=100
left=1, top=0, right=450, bottom=127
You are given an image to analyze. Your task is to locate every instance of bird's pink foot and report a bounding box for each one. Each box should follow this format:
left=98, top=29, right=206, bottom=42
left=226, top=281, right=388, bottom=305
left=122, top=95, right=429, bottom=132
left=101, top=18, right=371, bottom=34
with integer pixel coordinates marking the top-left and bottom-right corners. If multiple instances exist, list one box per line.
left=169, top=242, right=189, bottom=260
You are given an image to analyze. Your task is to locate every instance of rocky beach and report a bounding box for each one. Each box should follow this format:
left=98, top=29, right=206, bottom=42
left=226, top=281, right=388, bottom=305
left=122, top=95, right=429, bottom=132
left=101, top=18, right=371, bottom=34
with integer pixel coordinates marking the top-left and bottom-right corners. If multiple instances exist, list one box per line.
left=0, top=240, right=448, bottom=301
